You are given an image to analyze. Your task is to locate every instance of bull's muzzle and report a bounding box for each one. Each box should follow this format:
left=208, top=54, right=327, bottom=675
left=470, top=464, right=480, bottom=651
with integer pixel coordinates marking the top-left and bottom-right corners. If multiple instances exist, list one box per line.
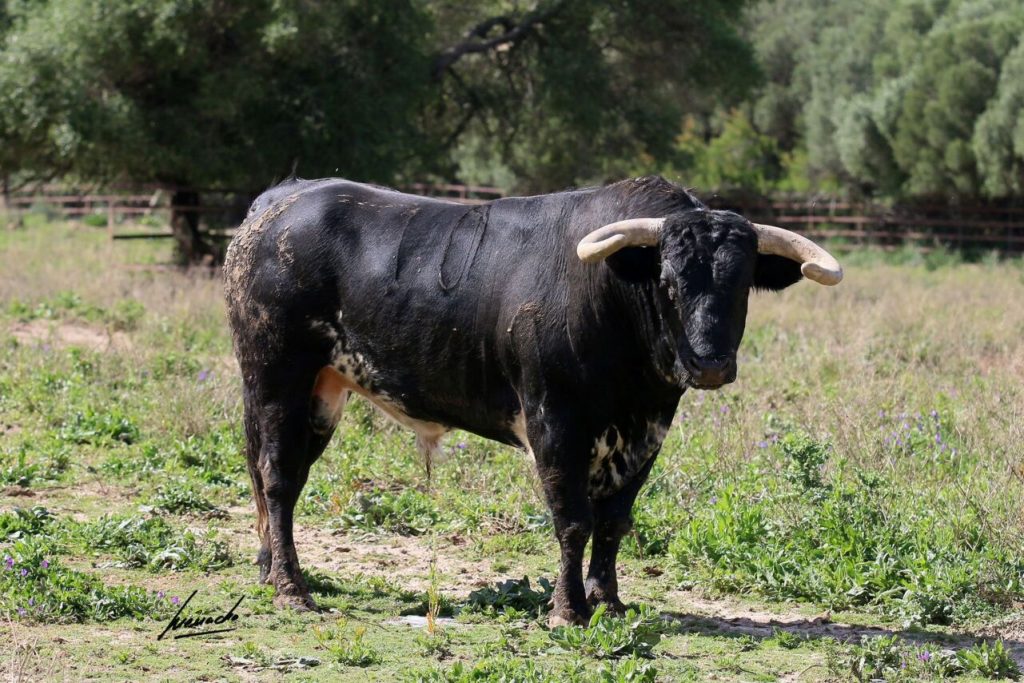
left=683, top=356, right=737, bottom=389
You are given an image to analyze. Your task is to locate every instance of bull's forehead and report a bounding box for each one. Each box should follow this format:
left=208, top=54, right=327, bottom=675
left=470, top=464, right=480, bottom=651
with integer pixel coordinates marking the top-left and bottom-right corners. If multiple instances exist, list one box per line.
left=661, top=210, right=757, bottom=286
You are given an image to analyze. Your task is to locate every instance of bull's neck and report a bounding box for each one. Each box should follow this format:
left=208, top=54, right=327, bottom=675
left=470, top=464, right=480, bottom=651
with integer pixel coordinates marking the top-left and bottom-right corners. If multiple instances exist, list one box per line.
left=596, top=266, right=682, bottom=394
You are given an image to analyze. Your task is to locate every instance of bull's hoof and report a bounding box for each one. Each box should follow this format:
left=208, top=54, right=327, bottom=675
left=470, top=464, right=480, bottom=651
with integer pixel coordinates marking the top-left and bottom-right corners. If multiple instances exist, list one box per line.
left=273, top=591, right=319, bottom=612
left=586, top=584, right=627, bottom=616
left=547, top=609, right=588, bottom=628
left=255, top=548, right=273, bottom=584
left=589, top=596, right=627, bottom=616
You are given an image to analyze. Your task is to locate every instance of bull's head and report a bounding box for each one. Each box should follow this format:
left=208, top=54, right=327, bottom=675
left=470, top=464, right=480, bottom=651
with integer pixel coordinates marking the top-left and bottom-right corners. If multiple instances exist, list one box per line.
left=577, top=209, right=842, bottom=390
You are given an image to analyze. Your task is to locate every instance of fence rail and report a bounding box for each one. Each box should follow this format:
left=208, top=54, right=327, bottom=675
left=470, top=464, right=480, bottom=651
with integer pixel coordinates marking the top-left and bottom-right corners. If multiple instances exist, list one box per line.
left=705, top=197, right=1024, bottom=252
left=4, top=185, right=1024, bottom=252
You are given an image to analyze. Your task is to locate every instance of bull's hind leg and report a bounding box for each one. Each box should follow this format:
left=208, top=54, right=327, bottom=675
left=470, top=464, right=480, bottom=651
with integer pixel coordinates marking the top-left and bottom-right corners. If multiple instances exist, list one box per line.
left=246, top=365, right=343, bottom=611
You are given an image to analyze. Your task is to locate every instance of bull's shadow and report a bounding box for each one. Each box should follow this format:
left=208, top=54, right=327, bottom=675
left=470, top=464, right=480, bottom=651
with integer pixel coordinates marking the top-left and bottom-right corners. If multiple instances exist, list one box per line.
left=660, top=609, right=1024, bottom=667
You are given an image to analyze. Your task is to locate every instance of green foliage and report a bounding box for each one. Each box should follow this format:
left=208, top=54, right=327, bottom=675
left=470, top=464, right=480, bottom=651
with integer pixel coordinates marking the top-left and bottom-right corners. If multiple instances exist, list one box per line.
left=731, top=0, right=1024, bottom=199
left=59, top=406, right=140, bottom=445
left=146, top=480, right=223, bottom=516
left=0, top=0, right=434, bottom=188
left=836, top=634, right=965, bottom=682
left=407, top=653, right=658, bottom=682
left=341, top=487, right=439, bottom=536
left=313, top=623, right=382, bottom=667
left=778, top=430, right=830, bottom=492
left=0, top=0, right=760, bottom=196
left=957, top=640, right=1021, bottom=680
left=549, top=604, right=664, bottom=659
left=75, top=515, right=232, bottom=572
left=833, top=635, right=1020, bottom=681
left=0, top=505, right=56, bottom=540
left=674, top=110, right=783, bottom=194
left=466, top=575, right=553, bottom=616
left=669, top=430, right=1024, bottom=626
left=1, top=537, right=166, bottom=623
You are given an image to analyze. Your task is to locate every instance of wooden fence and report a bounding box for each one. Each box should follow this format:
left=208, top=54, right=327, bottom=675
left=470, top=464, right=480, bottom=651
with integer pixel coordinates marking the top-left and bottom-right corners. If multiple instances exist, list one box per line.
left=706, top=197, right=1024, bottom=252
left=4, top=184, right=1024, bottom=252
left=0, top=183, right=505, bottom=241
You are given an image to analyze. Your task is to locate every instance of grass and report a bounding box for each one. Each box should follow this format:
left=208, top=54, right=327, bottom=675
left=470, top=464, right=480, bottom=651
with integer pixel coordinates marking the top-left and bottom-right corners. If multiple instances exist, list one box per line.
left=0, top=219, right=1023, bottom=680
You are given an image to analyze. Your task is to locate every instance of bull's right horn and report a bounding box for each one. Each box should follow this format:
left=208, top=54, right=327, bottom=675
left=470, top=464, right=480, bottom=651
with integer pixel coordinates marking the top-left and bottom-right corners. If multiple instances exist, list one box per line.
left=577, top=218, right=665, bottom=262
left=752, top=223, right=843, bottom=286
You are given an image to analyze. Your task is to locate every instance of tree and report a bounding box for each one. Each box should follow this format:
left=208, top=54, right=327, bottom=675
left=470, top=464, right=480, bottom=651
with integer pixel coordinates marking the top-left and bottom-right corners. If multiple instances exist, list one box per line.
left=0, top=0, right=763, bottom=260
left=730, top=0, right=1024, bottom=201
left=0, top=0, right=434, bottom=261
left=425, top=0, right=760, bottom=192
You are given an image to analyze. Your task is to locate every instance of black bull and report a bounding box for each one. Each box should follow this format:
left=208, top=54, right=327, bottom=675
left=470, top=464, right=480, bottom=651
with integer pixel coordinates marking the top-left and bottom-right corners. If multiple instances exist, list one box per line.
left=223, top=175, right=841, bottom=626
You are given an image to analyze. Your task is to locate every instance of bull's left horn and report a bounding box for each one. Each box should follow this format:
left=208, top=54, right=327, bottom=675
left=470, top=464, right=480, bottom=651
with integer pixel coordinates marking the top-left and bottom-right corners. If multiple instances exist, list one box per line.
left=752, top=223, right=843, bottom=286
left=577, top=218, right=664, bottom=262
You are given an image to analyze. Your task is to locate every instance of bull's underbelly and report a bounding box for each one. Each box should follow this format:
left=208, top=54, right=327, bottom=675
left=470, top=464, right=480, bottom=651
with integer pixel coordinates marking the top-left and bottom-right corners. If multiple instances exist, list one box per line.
left=311, top=321, right=671, bottom=498
left=311, top=327, right=523, bottom=453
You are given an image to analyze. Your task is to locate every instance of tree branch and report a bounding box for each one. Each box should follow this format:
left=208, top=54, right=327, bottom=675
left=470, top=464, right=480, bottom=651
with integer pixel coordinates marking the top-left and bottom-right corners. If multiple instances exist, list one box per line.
left=432, top=2, right=565, bottom=80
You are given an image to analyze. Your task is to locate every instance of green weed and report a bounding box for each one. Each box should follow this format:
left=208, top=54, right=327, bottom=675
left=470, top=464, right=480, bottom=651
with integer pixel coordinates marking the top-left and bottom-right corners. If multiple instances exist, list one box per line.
left=75, top=514, right=232, bottom=571
left=145, top=480, right=223, bottom=516
left=59, top=406, right=140, bottom=445
left=466, top=575, right=553, bottom=617
left=549, top=604, right=664, bottom=659
left=341, top=487, right=440, bottom=535
left=957, top=640, right=1020, bottom=679
left=669, top=431, right=1024, bottom=626
left=0, top=506, right=57, bottom=540
left=313, top=622, right=382, bottom=667
left=1, top=537, right=165, bottom=623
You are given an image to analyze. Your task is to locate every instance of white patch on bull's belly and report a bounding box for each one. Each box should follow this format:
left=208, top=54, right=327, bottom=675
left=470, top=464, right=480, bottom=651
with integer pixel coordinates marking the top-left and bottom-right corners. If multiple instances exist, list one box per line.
left=590, top=426, right=627, bottom=487
left=330, top=348, right=449, bottom=464
left=510, top=409, right=534, bottom=461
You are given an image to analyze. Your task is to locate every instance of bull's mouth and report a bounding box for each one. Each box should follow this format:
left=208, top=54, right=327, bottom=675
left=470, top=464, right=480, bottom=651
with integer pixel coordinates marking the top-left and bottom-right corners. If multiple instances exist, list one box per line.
left=687, top=378, right=730, bottom=390
left=677, top=356, right=738, bottom=390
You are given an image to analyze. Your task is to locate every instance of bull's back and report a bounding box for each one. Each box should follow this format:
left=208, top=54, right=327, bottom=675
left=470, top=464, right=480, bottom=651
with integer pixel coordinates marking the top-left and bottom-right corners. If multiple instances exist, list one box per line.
left=226, top=180, right=568, bottom=443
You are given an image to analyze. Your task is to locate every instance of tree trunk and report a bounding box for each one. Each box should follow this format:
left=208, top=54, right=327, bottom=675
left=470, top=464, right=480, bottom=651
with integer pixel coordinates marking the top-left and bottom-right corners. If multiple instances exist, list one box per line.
left=170, top=188, right=213, bottom=265
left=1, top=174, right=12, bottom=229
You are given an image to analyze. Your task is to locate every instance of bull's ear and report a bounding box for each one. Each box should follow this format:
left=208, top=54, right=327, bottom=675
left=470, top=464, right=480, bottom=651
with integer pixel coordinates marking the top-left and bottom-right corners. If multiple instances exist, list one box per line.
left=753, top=254, right=803, bottom=291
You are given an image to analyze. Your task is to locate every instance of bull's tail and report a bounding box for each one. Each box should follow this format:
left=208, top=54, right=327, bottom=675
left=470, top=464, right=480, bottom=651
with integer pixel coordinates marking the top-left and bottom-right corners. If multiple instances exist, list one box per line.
left=241, top=382, right=269, bottom=545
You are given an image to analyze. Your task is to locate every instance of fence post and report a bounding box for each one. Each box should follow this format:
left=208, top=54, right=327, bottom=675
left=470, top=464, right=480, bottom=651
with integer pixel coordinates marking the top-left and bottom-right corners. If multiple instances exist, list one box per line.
left=107, top=201, right=115, bottom=239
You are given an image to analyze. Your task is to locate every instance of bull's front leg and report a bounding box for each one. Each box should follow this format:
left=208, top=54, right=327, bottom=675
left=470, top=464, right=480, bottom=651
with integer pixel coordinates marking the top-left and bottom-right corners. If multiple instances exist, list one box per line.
left=530, top=423, right=594, bottom=628
left=586, top=454, right=657, bottom=614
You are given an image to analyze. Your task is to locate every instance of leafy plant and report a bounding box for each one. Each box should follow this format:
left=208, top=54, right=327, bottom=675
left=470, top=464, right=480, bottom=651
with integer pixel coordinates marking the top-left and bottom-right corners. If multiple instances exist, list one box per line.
left=1, top=537, right=166, bottom=623
left=59, top=407, right=140, bottom=445
left=75, top=514, right=232, bottom=571
left=313, top=623, right=381, bottom=667
left=341, top=488, right=439, bottom=536
left=549, top=604, right=664, bottom=659
left=146, top=481, right=223, bottom=516
left=0, top=506, right=57, bottom=540
left=957, top=640, right=1020, bottom=680
left=466, top=576, right=554, bottom=616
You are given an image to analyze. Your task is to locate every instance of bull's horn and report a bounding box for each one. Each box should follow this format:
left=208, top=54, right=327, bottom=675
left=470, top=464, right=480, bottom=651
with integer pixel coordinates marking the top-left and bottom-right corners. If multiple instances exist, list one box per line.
left=752, top=223, right=843, bottom=286
left=577, top=218, right=664, bottom=262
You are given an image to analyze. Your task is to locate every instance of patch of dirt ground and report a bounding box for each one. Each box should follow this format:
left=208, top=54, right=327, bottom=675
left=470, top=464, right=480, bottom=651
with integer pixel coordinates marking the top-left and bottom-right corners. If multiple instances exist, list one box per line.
left=7, top=319, right=130, bottom=353
left=292, top=525, right=504, bottom=595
